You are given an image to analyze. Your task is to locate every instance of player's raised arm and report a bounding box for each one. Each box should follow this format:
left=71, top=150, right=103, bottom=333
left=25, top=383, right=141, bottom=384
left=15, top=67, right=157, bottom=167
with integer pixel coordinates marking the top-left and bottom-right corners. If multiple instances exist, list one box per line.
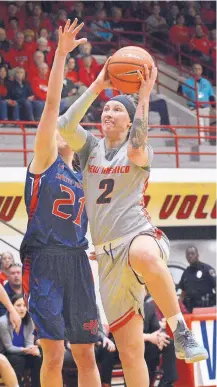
left=32, top=19, right=87, bottom=172
left=58, top=59, right=112, bottom=152
left=128, top=64, right=157, bottom=167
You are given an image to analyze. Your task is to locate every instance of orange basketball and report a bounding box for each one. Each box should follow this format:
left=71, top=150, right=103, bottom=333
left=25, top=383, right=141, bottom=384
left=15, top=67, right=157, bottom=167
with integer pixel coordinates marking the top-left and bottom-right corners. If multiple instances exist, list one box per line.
left=108, top=46, right=154, bottom=94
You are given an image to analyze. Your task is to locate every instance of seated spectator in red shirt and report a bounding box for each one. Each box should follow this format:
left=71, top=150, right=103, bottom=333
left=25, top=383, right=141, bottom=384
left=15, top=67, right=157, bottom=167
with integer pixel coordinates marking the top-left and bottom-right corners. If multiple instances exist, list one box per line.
left=27, top=4, right=53, bottom=33
left=201, top=1, right=216, bottom=27
left=28, top=51, right=46, bottom=81
left=3, top=2, right=25, bottom=31
left=24, top=29, right=37, bottom=55
left=6, top=16, right=21, bottom=43
left=38, top=28, right=55, bottom=53
left=5, top=32, right=31, bottom=72
left=0, top=28, right=10, bottom=54
left=189, top=14, right=209, bottom=36
left=77, top=42, right=100, bottom=74
left=190, top=25, right=210, bottom=57
left=0, top=64, right=19, bottom=121
left=0, top=252, right=14, bottom=286
left=7, top=67, right=35, bottom=121
left=36, top=37, right=55, bottom=68
left=169, top=15, right=190, bottom=45
left=66, top=56, right=79, bottom=83
left=78, top=54, right=98, bottom=87
left=55, top=9, right=68, bottom=29
left=30, top=62, right=49, bottom=120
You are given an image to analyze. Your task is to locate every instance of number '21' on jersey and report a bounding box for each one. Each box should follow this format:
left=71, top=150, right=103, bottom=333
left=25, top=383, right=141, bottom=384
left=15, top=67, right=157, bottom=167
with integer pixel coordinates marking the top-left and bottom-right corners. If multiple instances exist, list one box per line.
left=21, top=155, right=88, bottom=253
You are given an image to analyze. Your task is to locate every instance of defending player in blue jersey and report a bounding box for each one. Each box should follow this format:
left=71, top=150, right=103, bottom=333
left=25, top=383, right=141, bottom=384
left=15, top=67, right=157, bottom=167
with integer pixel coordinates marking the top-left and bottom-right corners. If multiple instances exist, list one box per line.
left=20, top=20, right=101, bottom=387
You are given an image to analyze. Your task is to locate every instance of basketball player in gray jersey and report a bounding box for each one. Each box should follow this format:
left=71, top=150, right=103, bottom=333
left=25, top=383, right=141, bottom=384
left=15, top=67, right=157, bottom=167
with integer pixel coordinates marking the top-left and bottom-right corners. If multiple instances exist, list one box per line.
left=58, top=60, right=208, bottom=386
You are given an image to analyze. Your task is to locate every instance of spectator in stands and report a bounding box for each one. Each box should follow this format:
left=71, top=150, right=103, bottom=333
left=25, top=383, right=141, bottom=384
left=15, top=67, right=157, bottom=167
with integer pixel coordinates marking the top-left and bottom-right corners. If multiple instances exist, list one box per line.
left=89, top=9, right=113, bottom=43
left=78, top=54, right=98, bottom=87
left=0, top=251, right=14, bottom=286
left=110, top=7, right=125, bottom=41
left=36, top=37, right=55, bottom=67
left=38, top=28, right=55, bottom=54
left=29, top=3, right=53, bottom=33
left=66, top=56, right=79, bottom=83
left=69, top=1, right=86, bottom=24
left=4, top=2, right=25, bottom=31
left=24, top=29, right=36, bottom=55
left=30, top=62, right=49, bottom=120
left=149, top=94, right=171, bottom=131
left=185, top=6, right=197, bottom=29
left=28, top=50, right=46, bottom=80
left=0, top=353, right=19, bottom=387
left=0, top=28, right=10, bottom=54
left=191, top=14, right=209, bottom=36
left=7, top=67, right=35, bottom=121
left=146, top=4, right=169, bottom=51
left=166, top=4, right=180, bottom=27
left=0, top=294, right=42, bottom=387
left=61, top=64, right=87, bottom=111
left=0, top=263, right=22, bottom=316
left=179, top=246, right=216, bottom=312
left=5, top=32, right=30, bottom=72
left=0, top=64, right=19, bottom=122
left=189, top=26, right=210, bottom=60
left=28, top=15, right=41, bottom=35
left=77, top=41, right=100, bottom=74
left=169, top=14, right=190, bottom=46
left=55, top=9, right=68, bottom=29
left=5, top=16, right=21, bottom=43
left=181, top=63, right=215, bottom=140
left=89, top=1, right=106, bottom=15
left=143, top=295, right=178, bottom=387
left=201, top=1, right=216, bottom=28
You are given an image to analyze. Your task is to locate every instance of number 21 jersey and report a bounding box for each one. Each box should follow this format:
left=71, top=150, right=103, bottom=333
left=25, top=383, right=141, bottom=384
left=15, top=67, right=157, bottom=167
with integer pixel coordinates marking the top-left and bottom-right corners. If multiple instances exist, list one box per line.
left=20, top=155, right=88, bottom=257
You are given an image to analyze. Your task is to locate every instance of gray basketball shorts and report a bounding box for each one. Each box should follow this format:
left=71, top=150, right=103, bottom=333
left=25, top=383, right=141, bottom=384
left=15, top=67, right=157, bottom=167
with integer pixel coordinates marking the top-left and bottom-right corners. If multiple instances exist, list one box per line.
left=94, top=227, right=170, bottom=332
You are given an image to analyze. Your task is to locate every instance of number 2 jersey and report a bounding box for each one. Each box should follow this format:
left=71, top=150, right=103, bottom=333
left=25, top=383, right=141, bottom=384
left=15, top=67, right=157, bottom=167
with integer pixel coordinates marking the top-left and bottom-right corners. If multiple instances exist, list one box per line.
left=78, top=132, right=154, bottom=246
left=20, top=155, right=88, bottom=259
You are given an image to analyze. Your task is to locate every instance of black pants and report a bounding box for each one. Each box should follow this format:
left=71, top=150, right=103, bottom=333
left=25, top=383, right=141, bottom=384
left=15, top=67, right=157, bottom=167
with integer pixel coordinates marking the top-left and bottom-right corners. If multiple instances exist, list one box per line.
left=145, top=339, right=178, bottom=385
left=6, top=353, right=42, bottom=387
left=149, top=99, right=170, bottom=127
left=63, top=345, right=117, bottom=385
left=95, top=344, right=118, bottom=384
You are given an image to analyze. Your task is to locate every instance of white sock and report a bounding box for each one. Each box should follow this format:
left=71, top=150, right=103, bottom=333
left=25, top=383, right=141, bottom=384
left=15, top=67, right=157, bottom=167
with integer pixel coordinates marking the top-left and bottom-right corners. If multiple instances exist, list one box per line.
left=167, top=313, right=187, bottom=332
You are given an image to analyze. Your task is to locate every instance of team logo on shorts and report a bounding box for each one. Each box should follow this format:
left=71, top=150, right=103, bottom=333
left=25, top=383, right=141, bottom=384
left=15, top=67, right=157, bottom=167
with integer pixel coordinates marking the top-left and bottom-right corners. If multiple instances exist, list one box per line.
left=83, top=319, right=98, bottom=335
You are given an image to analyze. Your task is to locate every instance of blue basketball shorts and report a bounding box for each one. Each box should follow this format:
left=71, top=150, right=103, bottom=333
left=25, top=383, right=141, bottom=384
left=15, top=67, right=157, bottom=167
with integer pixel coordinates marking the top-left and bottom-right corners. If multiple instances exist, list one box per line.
left=22, top=246, right=99, bottom=344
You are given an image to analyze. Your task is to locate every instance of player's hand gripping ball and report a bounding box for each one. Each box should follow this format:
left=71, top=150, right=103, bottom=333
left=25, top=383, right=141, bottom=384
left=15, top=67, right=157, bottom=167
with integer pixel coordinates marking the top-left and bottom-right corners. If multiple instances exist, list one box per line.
left=108, top=46, right=155, bottom=94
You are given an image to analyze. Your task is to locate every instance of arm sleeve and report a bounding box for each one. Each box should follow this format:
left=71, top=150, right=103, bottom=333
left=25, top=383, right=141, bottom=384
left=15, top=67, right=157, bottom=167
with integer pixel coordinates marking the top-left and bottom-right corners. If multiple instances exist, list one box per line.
left=207, top=265, right=216, bottom=288
left=0, top=318, right=23, bottom=353
left=57, top=87, right=100, bottom=152
left=178, top=272, right=185, bottom=291
left=24, top=320, right=35, bottom=348
left=77, top=131, right=99, bottom=171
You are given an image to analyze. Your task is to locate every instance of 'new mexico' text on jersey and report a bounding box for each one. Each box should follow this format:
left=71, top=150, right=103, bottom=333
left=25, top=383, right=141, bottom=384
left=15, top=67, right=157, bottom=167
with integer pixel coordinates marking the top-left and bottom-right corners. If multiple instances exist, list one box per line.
left=20, top=155, right=88, bottom=256
left=79, top=134, right=153, bottom=246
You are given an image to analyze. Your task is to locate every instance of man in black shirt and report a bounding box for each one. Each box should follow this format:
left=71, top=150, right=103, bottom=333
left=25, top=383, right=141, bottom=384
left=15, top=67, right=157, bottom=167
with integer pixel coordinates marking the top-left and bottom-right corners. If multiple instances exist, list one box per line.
left=179, top=246, right=216, bottom=312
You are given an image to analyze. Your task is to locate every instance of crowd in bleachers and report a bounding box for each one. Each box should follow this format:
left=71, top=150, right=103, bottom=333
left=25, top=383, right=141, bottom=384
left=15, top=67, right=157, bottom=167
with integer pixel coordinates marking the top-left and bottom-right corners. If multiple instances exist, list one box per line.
left=0, top=1, right=216, bottom=124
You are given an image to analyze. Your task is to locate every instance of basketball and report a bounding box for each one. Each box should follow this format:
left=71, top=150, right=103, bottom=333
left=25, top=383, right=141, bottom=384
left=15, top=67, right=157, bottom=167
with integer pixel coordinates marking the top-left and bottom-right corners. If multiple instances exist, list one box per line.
left=108, top=46, right=155, bottom=94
